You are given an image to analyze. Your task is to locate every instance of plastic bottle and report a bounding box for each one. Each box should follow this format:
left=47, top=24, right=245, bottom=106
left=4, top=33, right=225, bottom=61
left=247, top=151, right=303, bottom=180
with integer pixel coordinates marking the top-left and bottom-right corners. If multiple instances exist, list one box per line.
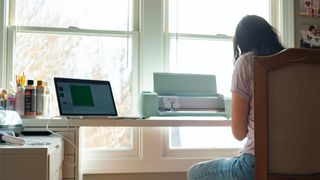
left=15, top=86, right=25, bottom=116
left=25, top=80, right=36, bottom=116
left=42, top=81, right=51, bottom=117
left=6, top=93, right=15, bottom=110
left=36, top=80, right=45, bottom=116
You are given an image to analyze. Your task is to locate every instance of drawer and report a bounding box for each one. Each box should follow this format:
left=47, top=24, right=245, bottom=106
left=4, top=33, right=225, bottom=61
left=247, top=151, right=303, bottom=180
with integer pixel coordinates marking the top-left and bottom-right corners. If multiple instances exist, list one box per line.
left=0, top=153, right=47, bottom=180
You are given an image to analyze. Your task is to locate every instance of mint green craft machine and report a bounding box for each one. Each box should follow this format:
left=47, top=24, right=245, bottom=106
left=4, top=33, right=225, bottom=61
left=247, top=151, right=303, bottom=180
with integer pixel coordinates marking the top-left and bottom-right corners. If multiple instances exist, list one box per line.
left=138, top=73, right=231, bottom=119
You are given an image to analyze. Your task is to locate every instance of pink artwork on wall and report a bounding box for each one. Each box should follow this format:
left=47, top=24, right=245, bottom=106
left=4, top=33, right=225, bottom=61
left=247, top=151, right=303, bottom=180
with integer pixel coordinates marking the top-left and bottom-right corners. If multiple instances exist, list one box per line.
left=300, top=0, right=320, bottom=18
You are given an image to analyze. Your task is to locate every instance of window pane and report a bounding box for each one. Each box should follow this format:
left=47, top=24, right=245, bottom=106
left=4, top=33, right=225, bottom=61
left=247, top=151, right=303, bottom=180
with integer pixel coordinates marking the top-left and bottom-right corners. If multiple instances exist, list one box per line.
left=170, top=39, right=234, bottom=97
left=170, top=127, right=244, bottom=149
left=83, top=127, right=132, bottom=149
left=15, top=0, right=133, bottom=31
left=168, top=0, right=269, bottom=35
left=167, top=0, right=270, bottom=149
left=14, top=32, right=133, bottom=149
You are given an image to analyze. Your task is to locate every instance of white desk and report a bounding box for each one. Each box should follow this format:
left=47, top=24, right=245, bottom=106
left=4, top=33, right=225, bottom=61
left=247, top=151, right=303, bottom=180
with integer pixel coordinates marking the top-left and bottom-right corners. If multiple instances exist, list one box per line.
left=22, top=117, right=231, bottom=180
left=23, top=116, right=230, bottom=127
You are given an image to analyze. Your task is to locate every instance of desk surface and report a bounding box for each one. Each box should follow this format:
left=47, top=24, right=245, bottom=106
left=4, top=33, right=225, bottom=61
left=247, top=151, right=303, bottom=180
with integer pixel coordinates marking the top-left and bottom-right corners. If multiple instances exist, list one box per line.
left=22, top=116, right=231, bottom=127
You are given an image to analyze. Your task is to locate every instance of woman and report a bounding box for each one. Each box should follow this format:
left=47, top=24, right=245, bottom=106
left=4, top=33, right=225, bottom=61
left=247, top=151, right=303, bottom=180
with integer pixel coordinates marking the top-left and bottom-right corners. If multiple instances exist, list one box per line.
left=187, top=15, right=284, bottom=180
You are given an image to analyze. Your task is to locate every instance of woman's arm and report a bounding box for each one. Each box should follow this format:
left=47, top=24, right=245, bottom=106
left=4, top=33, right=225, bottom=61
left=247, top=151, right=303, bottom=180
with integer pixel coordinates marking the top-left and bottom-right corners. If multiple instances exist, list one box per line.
left=231, top=92, right=250, bottom=141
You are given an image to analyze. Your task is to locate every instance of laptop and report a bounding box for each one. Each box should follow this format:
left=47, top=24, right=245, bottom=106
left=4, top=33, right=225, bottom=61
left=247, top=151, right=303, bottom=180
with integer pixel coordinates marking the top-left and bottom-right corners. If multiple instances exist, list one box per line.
left=54, top=77, right=118, bottom=118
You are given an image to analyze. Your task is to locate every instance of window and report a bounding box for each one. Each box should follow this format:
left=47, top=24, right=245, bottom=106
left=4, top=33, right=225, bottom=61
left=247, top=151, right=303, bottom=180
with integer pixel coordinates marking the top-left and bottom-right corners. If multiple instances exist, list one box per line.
left=7, top=0, right=137, bottom=151
left=165, top=0, right=270, bottom=149
left=167, top=0, right=270, bottom=96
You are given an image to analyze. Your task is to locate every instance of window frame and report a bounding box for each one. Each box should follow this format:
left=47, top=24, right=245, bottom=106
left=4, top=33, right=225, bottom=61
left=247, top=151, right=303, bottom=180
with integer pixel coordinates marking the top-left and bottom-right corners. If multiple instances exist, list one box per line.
left=163, top=0, right=261, bottom=154
left=161, top=0, right=295, bottom=168
left=0, top=0, right=8, bottom=88
left=5, top=0, right=142, bottom=162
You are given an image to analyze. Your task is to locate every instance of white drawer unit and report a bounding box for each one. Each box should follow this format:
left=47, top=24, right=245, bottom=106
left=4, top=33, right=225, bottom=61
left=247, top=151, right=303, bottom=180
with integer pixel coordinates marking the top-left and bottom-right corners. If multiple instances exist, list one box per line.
left=0, top=135, right=63, bottom=180
left=21, top=119, right=80, bottom=180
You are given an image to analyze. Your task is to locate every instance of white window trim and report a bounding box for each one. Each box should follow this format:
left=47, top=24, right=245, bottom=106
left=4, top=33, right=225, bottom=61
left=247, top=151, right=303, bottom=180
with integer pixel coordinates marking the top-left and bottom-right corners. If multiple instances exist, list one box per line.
left=278, top=0, right=295, bottom=48
left=0, top=0, right=9, bottom=88
left=139, top=0, right=165, bottom=91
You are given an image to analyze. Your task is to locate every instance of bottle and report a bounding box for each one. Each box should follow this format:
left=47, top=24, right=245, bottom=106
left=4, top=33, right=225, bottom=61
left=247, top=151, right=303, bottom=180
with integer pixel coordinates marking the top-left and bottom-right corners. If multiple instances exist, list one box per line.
left=15, top=86, right=25, bottom=116
left=36, top=80, right=45, bottom=116
left=25, top=80, right=36, bottom=116
left=42, top=81, right=51, bottom=117
left=0, top=89, right=7, bottom=109
left=6, top=92, right=15, bottom=110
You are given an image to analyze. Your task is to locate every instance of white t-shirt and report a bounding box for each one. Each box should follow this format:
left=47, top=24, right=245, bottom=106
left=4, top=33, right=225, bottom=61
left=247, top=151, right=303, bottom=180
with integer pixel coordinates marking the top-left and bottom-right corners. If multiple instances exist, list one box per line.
left=231, top=51, right=255, bottom=155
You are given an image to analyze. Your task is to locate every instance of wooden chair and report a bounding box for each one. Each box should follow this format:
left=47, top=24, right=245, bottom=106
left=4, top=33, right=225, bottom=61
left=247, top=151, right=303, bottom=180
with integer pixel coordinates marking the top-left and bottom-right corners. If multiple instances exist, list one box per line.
left=254, top=48, right=320, bottom=180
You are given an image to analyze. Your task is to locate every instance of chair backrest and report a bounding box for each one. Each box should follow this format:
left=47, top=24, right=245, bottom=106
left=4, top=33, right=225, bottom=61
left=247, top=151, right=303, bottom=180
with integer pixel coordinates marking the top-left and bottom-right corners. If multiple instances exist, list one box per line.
left=254, top=48, right=320, bottom=180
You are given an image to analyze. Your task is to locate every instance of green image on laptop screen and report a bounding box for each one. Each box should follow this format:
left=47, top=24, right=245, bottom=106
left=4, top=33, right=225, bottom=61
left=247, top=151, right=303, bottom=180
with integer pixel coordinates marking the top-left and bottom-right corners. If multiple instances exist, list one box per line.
left=70, top=85, right=94, bottom=106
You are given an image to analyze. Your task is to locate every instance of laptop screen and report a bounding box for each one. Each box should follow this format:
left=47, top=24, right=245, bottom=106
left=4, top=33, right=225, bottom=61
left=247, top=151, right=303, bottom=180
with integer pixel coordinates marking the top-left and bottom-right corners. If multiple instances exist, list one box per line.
left=54, top=77, right=117, bottom=116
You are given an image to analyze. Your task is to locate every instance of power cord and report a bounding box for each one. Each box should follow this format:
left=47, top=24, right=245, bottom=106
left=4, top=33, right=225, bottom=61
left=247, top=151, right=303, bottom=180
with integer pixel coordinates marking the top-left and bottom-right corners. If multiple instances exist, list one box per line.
left=46, top=116, right=78, bottom=167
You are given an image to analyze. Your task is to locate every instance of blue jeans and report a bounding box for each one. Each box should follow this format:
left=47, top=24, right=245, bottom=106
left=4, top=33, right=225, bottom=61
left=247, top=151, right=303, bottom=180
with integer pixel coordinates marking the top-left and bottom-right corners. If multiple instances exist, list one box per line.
left=187, top=153, right=254, bottom=180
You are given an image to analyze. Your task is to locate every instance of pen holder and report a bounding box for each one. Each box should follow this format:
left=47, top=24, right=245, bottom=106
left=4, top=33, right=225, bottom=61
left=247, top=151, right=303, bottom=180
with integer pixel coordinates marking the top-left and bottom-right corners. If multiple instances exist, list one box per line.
left=138, top=91, right=159, bottom=118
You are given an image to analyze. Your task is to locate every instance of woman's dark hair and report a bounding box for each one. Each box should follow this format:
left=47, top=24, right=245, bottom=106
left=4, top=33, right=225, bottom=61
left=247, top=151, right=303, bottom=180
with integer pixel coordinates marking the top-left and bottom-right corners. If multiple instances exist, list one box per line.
left=233, top=15, right=284, bottom=63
